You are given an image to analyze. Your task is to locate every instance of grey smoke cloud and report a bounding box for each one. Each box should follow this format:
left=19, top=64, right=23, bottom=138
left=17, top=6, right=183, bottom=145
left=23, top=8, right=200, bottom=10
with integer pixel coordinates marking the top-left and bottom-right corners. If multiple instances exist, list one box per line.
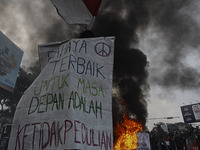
left=92, top=0, right=149, bottom=128
left=1, top=0, right=199, bottom=87
left=146, top=0, right=200, bottom=89
left=92, top=0, right=200, bottom=127
left=0, top=0, right=82, bottom=65
left=1, top=0, right=200, bottom=128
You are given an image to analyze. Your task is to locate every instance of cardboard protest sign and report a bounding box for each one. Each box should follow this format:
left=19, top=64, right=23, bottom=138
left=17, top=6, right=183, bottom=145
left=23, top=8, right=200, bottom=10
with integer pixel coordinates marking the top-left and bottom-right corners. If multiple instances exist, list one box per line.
left=137, top=132, right=151, bottom=150
left=181, top=103, right=200, bottom=123
left=161, top=124, right=169, bottom=133
left=8, top=37, right=115, bottom=150
left=0, top=31, right=23, bottom=92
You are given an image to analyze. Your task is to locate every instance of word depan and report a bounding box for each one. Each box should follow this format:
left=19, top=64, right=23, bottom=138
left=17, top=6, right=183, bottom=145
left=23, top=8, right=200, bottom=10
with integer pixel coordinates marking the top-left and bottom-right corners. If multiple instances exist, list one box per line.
left=28, top=92, right=64, bottom=114
left=14, top=119, right=112, bottom=150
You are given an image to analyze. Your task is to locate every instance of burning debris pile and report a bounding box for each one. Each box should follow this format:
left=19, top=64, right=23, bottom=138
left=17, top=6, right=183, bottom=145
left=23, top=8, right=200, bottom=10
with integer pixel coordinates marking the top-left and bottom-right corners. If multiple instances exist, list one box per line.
left=114, top=113, right=143, bottom=149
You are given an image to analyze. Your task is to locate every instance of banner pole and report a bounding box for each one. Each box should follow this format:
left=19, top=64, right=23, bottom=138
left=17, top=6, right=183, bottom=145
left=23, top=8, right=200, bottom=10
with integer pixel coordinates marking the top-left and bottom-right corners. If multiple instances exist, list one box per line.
left=87, top=17, right=96, bottom=30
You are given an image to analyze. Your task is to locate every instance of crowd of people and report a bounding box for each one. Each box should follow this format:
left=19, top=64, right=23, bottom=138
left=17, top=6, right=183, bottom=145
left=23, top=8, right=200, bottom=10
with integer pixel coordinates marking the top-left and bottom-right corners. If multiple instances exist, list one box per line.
left=149, top=124, right=200, bottom=150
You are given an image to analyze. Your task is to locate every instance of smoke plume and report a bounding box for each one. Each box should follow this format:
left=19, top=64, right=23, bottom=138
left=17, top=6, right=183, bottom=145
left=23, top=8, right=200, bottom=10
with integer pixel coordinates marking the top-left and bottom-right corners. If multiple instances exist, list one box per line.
left=0, top=0, right=150, bottom=128
left=1, top=0, right=200, bottom=131
left=0, top=0, right=83, bottom=65
left=146, top=0, right=200, bottom=89
left=92, top=0, right=149, bottom=128
left=92, top=0, right=200, bottom=128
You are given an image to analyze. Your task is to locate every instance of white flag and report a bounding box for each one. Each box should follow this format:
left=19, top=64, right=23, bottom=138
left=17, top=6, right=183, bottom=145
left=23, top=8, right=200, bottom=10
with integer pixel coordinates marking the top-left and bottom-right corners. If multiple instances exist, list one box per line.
left=50, top=0, right=102, bottom=26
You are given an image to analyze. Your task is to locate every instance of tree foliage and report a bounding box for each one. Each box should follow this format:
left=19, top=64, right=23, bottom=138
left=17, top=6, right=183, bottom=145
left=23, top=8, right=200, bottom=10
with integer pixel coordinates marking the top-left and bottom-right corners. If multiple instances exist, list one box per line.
left=0, top=61, right=40, bottom=118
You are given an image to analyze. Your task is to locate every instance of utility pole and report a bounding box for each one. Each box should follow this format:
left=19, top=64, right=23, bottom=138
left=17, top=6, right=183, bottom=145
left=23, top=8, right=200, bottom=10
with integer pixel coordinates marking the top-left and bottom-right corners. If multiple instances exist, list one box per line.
left=148, top=116, right=180, bottom=120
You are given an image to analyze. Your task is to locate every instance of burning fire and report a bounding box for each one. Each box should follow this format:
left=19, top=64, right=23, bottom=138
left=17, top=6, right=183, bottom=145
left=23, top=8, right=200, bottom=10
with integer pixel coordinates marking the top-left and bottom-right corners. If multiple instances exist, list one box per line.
left=114, top=113, right=142, bottom=150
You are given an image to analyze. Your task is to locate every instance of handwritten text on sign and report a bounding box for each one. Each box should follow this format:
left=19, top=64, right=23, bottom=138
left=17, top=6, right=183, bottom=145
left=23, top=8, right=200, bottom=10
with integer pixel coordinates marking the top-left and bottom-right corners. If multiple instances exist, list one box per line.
left=8, top=37, right=115, bottom=150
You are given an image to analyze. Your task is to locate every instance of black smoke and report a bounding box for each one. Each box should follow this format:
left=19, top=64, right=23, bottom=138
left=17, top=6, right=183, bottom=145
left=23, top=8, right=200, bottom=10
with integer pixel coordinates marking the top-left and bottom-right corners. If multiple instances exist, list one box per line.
left=1, top=0, right=200, bottom=132
left=92, top=0, right=150, bottom=129
left=147, top=0, right=200, bottom=89
left=0, top=0, right=83, bottom=64
left=91, top=0, right=200, bottom=131
left=0, top=0, right=150, bottom=128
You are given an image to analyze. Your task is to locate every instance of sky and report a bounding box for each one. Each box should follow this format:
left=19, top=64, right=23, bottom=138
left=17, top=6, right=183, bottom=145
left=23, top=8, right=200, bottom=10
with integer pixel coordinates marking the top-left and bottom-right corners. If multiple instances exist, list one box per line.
left=1, top=0, right=200, bottom=130
left=138, top=1, right=200, bottom=129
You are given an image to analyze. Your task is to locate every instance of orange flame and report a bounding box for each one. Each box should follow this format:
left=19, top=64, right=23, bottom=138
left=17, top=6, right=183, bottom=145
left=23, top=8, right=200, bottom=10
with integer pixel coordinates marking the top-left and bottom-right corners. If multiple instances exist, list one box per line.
left=114, top=113, right=142, bottom=150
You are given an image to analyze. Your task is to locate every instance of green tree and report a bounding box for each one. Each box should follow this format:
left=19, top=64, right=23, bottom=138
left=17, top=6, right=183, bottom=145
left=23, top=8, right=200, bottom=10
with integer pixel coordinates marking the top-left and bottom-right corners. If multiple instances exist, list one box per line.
left=0, top=61, right=40, bottom=118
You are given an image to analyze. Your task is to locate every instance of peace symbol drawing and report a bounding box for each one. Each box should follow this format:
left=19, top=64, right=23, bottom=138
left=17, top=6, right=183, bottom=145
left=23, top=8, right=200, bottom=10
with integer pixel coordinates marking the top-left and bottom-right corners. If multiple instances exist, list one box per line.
left=94, top=42, right=111, bottom=57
